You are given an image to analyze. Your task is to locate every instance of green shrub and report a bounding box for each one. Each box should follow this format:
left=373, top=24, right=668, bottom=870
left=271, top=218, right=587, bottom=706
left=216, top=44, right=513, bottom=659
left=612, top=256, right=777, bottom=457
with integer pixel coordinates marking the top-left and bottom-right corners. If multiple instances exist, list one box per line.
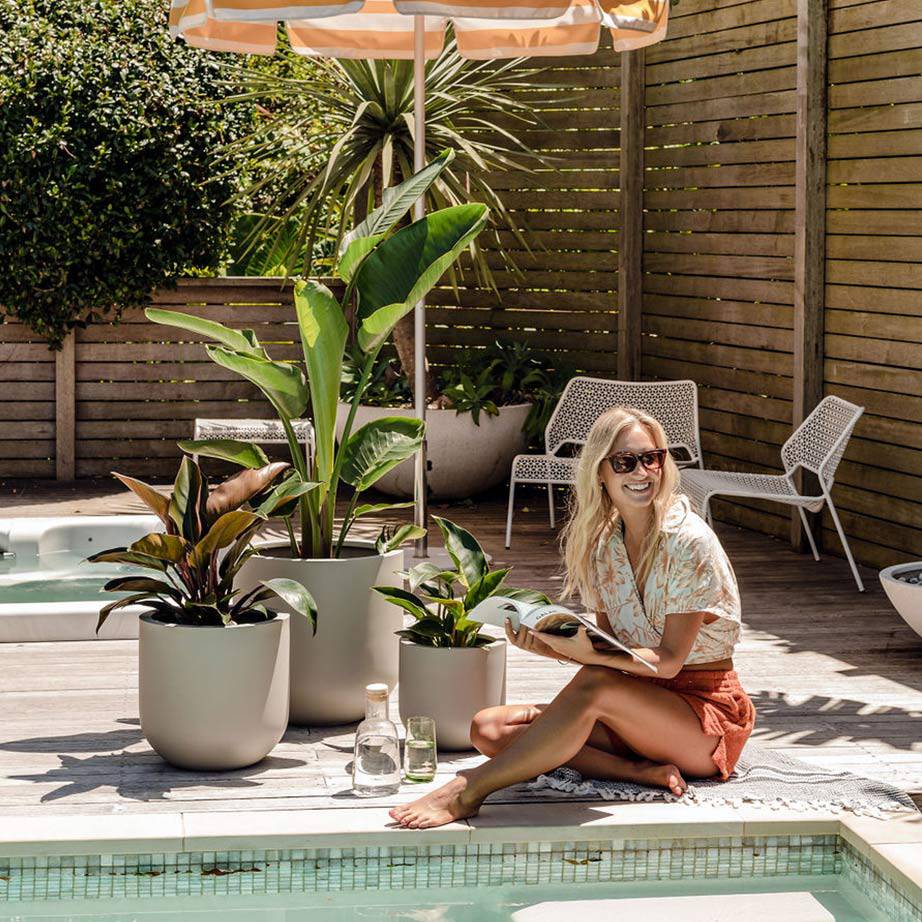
left=0, top=0, right=244, bottom=348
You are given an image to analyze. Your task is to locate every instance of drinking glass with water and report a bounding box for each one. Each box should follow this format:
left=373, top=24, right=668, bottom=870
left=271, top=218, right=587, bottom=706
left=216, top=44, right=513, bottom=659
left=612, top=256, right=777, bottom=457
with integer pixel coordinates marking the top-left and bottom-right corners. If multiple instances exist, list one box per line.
left=403, top=715, right=437, bottom=782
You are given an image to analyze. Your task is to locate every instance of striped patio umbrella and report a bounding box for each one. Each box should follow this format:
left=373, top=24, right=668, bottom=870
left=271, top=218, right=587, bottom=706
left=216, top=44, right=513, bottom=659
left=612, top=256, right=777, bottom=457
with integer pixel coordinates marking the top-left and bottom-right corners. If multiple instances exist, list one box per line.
left=169, top=0, right=669, bottom=555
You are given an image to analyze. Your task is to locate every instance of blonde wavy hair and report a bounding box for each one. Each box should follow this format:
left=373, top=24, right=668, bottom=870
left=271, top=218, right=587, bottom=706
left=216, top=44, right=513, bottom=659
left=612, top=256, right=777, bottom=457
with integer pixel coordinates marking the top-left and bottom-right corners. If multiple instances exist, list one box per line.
left=560, top=405, right=679, bottom=610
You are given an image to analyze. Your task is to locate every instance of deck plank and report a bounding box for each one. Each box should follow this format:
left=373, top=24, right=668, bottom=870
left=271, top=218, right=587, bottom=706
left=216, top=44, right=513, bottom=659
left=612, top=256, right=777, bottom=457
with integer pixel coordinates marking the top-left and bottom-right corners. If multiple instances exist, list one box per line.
left=0, top=482, right=920, bottom=817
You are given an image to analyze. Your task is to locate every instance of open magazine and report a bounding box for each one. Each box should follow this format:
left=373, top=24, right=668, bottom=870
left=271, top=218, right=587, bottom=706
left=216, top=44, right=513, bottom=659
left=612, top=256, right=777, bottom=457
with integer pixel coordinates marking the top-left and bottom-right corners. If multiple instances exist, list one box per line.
left=468, top=595, right=657, bottom=673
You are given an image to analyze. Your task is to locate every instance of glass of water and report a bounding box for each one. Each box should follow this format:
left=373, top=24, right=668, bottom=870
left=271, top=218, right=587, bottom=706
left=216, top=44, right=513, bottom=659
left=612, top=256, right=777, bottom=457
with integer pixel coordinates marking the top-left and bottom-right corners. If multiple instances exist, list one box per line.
left=403, top=716, right=437, bottom=782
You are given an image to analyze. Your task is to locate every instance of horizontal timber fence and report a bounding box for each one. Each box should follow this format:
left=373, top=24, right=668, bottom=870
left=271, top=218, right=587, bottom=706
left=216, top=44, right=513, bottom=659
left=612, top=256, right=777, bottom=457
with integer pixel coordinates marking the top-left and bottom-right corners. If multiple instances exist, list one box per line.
left=1, top=0, right=920, bottom=572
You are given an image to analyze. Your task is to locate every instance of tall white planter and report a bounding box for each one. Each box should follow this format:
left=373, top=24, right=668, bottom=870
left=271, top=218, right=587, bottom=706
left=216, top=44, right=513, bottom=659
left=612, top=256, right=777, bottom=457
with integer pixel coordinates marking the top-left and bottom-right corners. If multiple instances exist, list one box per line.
left=139, top=613, right=289, bottom=771
left=237, top=544, right=404, bottom=725
left=398, top=639, right=506, bottom=751
left=336, top=403, right=531, bottom=500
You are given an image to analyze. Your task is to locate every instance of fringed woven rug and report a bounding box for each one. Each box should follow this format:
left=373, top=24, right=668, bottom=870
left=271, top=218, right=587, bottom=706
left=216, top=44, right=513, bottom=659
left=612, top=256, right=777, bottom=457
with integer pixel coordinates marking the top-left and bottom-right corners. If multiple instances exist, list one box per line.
left=527, top=743, right=918, bottom=818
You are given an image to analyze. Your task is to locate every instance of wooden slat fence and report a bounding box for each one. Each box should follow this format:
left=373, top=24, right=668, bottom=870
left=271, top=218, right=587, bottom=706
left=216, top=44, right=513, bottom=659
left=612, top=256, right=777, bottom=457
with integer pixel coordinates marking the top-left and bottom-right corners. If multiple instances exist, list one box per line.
left=2, top=1, right=921, bottom=571
left=640, top=0, right=799, bottom=543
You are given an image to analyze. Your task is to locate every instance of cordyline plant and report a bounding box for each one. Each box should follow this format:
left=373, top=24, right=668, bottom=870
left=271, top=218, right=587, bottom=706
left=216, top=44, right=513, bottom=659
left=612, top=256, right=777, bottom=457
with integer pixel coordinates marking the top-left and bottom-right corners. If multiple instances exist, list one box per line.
left=88, top=456, right=317, bottom=632
left=373, top=516, right=550, bottom=648
left=148, top=151, right=488, bottom=560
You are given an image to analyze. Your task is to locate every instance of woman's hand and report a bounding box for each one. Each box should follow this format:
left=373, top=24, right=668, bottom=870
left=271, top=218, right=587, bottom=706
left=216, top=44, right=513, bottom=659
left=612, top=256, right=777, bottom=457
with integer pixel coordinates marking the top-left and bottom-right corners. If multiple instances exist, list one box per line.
left=504, top=619, right=558, bottom=659
left=532, top=626, right=598, bottom=666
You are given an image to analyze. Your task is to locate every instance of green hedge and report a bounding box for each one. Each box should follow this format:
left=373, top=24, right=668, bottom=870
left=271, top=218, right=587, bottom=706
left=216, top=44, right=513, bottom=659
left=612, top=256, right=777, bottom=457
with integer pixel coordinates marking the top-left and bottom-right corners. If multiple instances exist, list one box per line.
left=0, top=0, right=244, bottom=348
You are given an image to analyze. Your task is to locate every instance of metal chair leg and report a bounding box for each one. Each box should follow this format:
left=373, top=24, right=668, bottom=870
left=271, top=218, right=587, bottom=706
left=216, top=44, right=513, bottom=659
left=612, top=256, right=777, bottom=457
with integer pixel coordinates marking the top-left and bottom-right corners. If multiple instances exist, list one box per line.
left=505, top=478, right=516, bottom=549
left=826, top=495, right=865, bottom=591
left=547, top=482, right=555, bottom=529
left=797, top=506, right=821, bottom=561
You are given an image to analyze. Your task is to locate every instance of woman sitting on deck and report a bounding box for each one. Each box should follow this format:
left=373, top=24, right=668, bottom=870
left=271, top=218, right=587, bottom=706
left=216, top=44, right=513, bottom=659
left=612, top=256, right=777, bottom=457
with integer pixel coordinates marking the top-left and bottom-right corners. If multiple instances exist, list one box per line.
left=390, top=405, right=756, bottom=830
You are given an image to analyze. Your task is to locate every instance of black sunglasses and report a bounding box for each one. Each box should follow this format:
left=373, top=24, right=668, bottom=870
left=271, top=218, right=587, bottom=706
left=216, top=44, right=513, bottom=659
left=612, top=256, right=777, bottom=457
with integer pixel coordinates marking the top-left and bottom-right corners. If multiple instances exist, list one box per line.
left=606, top=449, right=668, bottom=475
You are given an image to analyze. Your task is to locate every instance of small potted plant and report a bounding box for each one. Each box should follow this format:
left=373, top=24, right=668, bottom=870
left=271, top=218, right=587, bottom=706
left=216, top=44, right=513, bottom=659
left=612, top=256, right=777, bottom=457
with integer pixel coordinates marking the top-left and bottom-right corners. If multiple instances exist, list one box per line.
left=338, top=341, right=573, bottom=500
left=89, top=456, right=316, bottom=771
left=373, top=517, right=549, bottom=750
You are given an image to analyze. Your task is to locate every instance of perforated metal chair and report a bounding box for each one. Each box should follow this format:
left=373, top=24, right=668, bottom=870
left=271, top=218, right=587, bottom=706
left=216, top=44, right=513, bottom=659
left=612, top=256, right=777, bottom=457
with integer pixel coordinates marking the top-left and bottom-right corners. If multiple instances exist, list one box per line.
left=505, top=377, right=702, bottom=548
left=680, top=395, right=865, bottom=591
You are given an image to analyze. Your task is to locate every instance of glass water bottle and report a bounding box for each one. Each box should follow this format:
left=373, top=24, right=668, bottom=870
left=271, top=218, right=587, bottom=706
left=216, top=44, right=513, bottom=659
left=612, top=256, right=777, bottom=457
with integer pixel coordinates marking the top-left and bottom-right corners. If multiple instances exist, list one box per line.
left=352, top=683, right=401, bottom=797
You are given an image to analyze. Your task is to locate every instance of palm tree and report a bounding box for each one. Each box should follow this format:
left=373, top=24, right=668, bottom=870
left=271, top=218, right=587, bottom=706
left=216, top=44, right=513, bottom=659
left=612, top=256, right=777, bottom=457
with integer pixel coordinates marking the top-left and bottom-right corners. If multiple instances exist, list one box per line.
left=221, top=37, right=553, bottom=401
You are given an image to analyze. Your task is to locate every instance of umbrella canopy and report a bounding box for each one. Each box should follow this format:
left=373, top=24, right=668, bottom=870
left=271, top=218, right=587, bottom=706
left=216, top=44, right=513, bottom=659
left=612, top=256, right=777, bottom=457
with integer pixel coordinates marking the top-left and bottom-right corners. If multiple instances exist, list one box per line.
left=170, top=0, right=668, bottom=59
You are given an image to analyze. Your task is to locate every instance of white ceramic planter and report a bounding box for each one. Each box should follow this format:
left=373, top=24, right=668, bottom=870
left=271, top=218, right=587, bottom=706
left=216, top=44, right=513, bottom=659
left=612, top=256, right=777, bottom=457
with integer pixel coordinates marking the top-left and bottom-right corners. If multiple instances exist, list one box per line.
left=139, top=613, right=289, bottom=771
left=336, top=402, right=531, bottom=500
left=879, top=562, right=922, bottom=639
left=237, top=544, right=404, bottom=726
left=398, top=638, right=506, bottom=751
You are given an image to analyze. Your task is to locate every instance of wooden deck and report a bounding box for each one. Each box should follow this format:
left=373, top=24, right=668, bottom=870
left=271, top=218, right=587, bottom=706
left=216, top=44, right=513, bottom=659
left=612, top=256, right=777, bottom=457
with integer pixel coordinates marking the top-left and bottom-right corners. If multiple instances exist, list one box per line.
left=1, top=480, right=921, bottom=818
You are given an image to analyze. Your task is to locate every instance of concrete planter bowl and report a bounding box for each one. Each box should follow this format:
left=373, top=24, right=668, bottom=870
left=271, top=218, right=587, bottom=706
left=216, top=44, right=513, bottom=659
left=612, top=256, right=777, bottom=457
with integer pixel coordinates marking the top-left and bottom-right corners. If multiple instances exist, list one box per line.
left=139, top=613, right=289, bottom=771
left=236, top=543, right=404, bottom=726
left=879, top=562, right=922, bottom=639
left=336, top=402, right=532, bottom=500
left=397, top=638, right=507, bottom=751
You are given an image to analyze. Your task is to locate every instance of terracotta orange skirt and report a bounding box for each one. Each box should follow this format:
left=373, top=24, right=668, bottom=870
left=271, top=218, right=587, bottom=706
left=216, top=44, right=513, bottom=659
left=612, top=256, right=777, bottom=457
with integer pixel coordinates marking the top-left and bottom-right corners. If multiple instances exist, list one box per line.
left=644, top=668, right=756, bottom=780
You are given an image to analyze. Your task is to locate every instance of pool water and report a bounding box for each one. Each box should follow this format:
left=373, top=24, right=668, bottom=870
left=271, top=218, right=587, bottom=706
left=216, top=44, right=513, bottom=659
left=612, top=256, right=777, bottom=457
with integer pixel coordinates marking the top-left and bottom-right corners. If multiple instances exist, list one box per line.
left=0, top=875, right=890, bottom=921
left=0, top=567, right=139, bottom=604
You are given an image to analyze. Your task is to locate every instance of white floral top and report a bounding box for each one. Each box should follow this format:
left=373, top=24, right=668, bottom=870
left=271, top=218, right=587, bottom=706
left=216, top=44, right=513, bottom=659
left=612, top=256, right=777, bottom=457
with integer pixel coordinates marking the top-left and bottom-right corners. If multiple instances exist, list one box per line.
left=594, top=494, right=741, bottom=665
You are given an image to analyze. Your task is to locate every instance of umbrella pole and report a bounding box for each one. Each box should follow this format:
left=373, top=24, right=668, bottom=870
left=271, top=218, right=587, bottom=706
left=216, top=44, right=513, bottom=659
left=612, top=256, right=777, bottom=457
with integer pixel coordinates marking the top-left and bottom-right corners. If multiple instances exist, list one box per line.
left=412, top=14, right=429, bottom=558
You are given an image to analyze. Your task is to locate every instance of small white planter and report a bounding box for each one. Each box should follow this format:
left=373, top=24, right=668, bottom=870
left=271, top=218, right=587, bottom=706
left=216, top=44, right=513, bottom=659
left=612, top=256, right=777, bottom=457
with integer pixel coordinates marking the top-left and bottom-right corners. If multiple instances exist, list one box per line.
left=880, top=563, right=922, bottom=639
left=398, top=638, right=506, bottom=751
left=139, top=613, right=289, bottom=771
left=237, top=544, right=404, bottom=726
left=336, top=402, right=531, bottom=499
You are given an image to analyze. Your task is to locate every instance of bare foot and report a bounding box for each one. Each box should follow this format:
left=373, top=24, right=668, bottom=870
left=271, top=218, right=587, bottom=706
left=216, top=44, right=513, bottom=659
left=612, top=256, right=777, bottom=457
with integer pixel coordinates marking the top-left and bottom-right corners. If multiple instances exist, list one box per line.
left=388, top=773, right=483, bottom=829
left=634, top=760, right=687, bottom=797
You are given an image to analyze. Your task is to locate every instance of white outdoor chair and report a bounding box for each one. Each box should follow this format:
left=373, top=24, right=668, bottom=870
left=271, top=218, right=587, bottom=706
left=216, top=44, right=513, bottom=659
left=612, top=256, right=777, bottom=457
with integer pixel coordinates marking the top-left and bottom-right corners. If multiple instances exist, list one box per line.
left=505, top=377, right=702, bottom=548
left=680, top=395, right=865, bottom=591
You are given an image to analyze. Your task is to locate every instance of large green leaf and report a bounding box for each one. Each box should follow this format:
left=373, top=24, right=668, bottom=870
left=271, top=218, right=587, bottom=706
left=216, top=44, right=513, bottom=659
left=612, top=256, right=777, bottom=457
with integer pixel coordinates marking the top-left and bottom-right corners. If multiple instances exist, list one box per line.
left=177, top=439, right=269, bottom=470
left=293, top=279, right=348, bottom=489
left=356, top=302, right=415, bottom=354
left=354, top=203, right=489, bottom=323
left=501, top=586, right=552, bottom=606
left=130, top=534, right=188, bottom=564
left=353, top=500, right=414, bottom=518
left=205, top=462, right=290, bottom=519
left=432, top=516, right=488, bottom=588
left=338, top=150, right=455, bottom=279
left=341, top=151, right=454, bottom=253
left=253, top=474, right=320, bottom=518
left=112, top=473, right=170, bottom=527
left=339, top=417, right=425, bottom=492
left=371, top=586, right=430, bottom=621
left=146, top=309, right=265, bottom=357
left=207, top=346, right=308, bottom=421
left=375, top=524, right=426, bottom=554
left=261, top=578, right=318, bottom=633
left=463, top=568, right=510, bottom=612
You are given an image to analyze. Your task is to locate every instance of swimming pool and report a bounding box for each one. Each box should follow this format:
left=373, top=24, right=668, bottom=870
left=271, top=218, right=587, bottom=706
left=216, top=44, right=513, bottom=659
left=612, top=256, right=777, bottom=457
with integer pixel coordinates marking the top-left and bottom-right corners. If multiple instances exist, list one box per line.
left=0, top=833, right=919, bottom=921
left=0, top=516, right=158, bottom=642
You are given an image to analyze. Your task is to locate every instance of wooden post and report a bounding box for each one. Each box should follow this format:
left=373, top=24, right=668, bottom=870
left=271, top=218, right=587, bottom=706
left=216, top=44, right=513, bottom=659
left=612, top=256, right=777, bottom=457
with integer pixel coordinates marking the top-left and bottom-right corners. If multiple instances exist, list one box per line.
left=55, top=332, right=76, bottom=481
left=792, top=0, right=828, bottom=551
left=617, top=48, right=645, bottom=381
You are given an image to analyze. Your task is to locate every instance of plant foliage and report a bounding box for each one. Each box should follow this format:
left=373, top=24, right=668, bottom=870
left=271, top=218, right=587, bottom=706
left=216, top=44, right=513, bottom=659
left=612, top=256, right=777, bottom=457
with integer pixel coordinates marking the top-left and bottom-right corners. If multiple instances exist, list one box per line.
left=89, top=457, right=318, bottom=632
left=148, top=153, right=486, bottom=559
left=373, top=517, right=550, bottom=648
left=0, top=0, right=244, bottom=347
